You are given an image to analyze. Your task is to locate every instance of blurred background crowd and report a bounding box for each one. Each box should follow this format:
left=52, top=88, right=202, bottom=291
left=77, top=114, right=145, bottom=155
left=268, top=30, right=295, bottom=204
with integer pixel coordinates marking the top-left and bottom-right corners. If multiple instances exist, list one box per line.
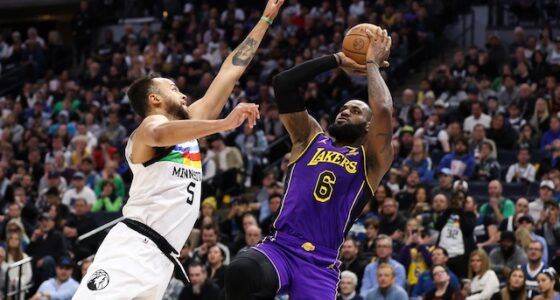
left=1, top=0, right=560, bottom=299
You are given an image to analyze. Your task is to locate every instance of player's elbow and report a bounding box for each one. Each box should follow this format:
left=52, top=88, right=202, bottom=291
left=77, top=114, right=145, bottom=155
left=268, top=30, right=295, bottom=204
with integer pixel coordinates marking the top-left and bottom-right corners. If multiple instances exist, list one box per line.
left=272, top=73, right=291, bottom=93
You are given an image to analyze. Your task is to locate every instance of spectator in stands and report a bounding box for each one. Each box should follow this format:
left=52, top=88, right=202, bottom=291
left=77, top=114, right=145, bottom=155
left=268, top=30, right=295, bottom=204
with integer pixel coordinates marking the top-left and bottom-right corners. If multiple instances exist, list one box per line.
left=256, top=171, right=282, bottom=223
left=378, top=198, right=407, bottom=242
left=464, top=101, right=491, bottom=133
left=27, top=212, right=66, bottom=285
left=533, top=268, right=560, bottom=300
left=466, top=196, right=499, bottom=251
left=530, top=98, right=550, bottom=135
left=423, top=264, right=464, bottom=300
left=364, top=263, right=408, bottom=300
left=498, top=75, right=520, bottom=107
left=529, top=180, right=555, bottom=222
left=492, top=268, right=527, bottom=300
left=0, top=202, right=32, bottom=240
left=435, top=192, right=475, bottom=279
left=413, top=247, right=460, bottom=298
left=473, top=141, right=501, bottom=182
left=194, top=224, right=230, bottom=265
left=259, top=193, right=281, bottom=236
left=340, top=239, right=368, bottom=293
left=262, top=104, right=284, bottom=143
left=518, top=215, right=548, bottom=264
left=403, top=138, right=433, bottom=184
left=438, top=137, right=476, bottom=179
left=540, top=114, right=560, bottom=151
left=398, top=218, right=431, bottom=289
left=5, top=218, right=30, bottom=251
left=207, top=245, right=226, bottom=289
left=479, top=180, right=515, bottom=223
left=362, top=218, right=380, bottom=260
left=518, top=124, right=540, bottom=151
left=499, top=198, right=529, bottom=232
left=360, top=235, right=406, bottom=298
left=395, top=170, right=421, bottom=212
left=431, top=169, right=454, bottom=200
left=536, top=201, right=560, bottom=263
left=208, top=133, right=244, bottom=189
left=337, top=270, right=363, bottom=300
left=506, top=147, right=536, bottom=183
left=229, top=213, right=258, bottom=255
left=94, top=160, right=125, bottom=199
left=487, top=113, right=519, bottom=151
left=30, top=257, right=78, bottom=300
left=489, top=231, right=528, bottom=283
left=463, top=249, right=500, bottom=300
left=522, top=240, right=547, bottom=299
left=236, top=224, right=261, bottom=254
left=470, top=124, right=498, bottom=160
left=5, top=232, right=32, bottom=298
left=91, top=180, right=122, bottom=213
left=179, top=262, right=220, bottom=300
left=63, top=198, right=97, bottom=259
left=234, top=122, right=268, bottom=187
left=61, top=172, right=96, bottom=209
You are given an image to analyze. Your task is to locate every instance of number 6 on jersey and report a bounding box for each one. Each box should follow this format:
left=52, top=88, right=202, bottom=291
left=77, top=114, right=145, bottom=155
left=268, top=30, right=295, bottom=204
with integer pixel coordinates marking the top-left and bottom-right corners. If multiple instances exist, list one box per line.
left=313, top=171, right=337, bottom=202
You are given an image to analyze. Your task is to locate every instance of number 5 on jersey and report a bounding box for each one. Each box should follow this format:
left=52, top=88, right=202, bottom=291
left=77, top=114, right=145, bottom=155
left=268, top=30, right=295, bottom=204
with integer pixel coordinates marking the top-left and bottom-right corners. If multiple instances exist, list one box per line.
left=186, top=182, right=196, bottom=205
left=313, top=171, right=337, bottom=202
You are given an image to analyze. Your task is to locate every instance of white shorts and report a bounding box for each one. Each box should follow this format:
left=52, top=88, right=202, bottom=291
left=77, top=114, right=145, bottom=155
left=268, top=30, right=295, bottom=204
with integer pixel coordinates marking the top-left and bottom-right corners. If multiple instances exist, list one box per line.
left=73, top=223, right=175, bottom=300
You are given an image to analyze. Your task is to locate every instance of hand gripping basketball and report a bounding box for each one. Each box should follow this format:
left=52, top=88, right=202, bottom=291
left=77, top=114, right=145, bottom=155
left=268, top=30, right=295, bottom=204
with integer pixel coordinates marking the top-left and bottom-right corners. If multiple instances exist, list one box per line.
left=365, top=26, right=392, bottom=68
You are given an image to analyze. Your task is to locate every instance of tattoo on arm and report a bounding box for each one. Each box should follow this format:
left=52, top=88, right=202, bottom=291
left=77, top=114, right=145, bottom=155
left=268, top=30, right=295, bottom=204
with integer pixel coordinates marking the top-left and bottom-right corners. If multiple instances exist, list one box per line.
left=232, top=37, right=258, bottom=66
left=377, top=133, right=392, bottom=154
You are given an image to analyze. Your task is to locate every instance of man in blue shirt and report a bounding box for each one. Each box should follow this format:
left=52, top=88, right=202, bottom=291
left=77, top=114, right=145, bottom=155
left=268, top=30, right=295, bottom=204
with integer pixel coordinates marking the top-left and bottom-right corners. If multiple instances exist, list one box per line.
left=438, top=137, right=476, bottom=179
left=360, top=235, right=406, bottom=298
left=412, top=246, right=460, bottom=297
left=30, top=256, right=79, bottom=300
left=365, top=263, right=408, bottom=300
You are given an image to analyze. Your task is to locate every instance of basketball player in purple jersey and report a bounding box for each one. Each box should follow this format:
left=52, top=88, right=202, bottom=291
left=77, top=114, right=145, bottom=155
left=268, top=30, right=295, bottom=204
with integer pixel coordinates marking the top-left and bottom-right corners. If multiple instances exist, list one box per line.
left=225, top=26, right=393, bottom=300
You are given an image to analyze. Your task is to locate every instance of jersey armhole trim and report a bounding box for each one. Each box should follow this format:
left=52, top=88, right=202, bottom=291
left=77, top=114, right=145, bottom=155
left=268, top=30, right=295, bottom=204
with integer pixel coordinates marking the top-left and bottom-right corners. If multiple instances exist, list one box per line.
left=287, top=131, right=323, bottom=167
left=360, top=145, right=376, bottom=196
left=142, top=146, right=174, bottom=167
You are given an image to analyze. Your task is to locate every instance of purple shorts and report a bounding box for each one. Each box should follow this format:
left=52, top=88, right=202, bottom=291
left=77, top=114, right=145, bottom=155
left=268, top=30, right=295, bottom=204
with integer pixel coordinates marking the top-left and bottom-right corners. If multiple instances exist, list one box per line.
left=253, top=232, right=341, bottom=300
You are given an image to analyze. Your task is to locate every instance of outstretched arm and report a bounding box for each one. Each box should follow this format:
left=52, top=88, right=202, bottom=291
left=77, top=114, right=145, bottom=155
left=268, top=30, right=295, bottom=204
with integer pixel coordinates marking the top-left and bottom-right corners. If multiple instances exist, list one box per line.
left=187, top=0, right=284, bottom=121
left=364, top=27, right=394, bottom=188
left=273, top=53, right=366, bottom=157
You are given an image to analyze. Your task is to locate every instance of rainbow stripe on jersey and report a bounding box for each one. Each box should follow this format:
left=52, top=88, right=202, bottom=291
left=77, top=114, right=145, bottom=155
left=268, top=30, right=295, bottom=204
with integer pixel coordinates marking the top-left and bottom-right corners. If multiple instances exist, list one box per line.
left=160, top=144, right=201, bottom=169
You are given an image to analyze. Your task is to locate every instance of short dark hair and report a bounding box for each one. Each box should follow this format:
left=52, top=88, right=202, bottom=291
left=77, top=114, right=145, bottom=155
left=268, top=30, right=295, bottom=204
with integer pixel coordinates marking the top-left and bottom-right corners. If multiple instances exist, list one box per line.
left=127, top=76, right=156, bottom=118
left=269, top=193, right=283, bottom=202
left=433, top=246, right=449, bottom=257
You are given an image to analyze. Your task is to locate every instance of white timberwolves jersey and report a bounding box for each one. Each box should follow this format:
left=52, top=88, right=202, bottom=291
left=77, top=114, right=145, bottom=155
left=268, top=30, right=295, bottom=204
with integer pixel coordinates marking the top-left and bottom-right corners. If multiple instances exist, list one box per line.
left=123, top=135, right=202, bottom=252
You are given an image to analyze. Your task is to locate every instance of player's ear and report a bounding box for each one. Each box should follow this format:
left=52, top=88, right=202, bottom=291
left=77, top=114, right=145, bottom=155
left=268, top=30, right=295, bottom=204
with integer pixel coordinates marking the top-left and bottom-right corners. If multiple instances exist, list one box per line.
left=148, top=93, right=162, bottom=107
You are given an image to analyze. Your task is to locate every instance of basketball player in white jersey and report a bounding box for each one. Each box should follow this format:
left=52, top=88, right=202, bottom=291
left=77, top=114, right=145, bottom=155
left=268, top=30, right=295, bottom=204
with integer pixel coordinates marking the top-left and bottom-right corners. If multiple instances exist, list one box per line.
left=73, top=1, right=285, bottom=299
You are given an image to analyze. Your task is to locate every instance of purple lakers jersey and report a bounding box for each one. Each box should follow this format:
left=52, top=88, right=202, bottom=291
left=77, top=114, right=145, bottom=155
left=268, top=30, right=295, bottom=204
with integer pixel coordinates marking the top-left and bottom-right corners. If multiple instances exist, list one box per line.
left=273, top=133, right=374, bottom=252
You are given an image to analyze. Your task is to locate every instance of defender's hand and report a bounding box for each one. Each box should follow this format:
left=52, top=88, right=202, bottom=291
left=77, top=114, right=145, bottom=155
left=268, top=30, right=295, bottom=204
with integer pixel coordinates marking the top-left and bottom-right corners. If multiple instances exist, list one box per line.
left=336, top=52, right=367, bottom=76
left=365, top=26, right=392, bottom=68
left=263, top=0, right=285, bottom=20
left=224, top=103, right=260, bottom=129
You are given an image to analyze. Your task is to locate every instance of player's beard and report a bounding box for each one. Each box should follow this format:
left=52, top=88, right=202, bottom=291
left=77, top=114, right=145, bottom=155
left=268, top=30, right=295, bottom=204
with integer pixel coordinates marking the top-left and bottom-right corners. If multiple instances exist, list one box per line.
left=328, top=122, right=366, bottom=144
left=168, top=101, right=190, bottom=120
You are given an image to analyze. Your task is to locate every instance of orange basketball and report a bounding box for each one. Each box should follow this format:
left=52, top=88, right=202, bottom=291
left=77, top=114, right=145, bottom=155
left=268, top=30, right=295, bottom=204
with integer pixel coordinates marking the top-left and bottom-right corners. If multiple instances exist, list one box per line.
left=342, top=24, right=373, bottom=65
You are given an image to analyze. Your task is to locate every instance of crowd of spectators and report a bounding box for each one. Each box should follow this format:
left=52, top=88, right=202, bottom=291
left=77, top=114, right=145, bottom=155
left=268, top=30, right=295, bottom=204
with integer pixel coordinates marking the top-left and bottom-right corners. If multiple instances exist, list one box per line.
left=4, top=0, right=560, bottom=300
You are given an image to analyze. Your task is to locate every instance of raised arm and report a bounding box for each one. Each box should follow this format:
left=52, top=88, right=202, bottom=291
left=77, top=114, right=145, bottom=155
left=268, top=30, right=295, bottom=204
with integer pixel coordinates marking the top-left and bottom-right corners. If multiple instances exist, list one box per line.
left=364, top=27, right=394, bottom=187
left=187, top=0, right=284, bottom=121
left=273, top=53, right=366, bottom=157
